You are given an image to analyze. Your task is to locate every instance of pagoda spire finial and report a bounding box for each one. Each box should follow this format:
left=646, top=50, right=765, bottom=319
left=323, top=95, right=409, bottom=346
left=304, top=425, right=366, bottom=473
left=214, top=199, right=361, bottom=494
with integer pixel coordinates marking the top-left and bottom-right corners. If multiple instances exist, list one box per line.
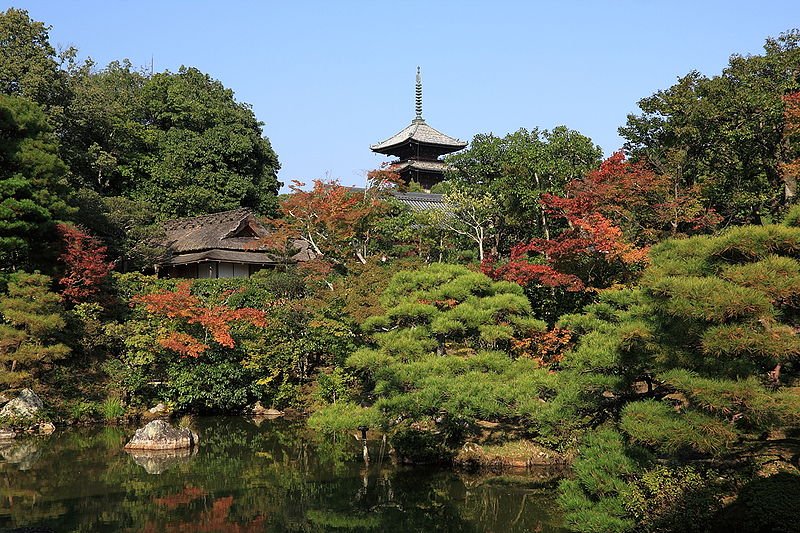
left=415, top=66, right=423, bottom=122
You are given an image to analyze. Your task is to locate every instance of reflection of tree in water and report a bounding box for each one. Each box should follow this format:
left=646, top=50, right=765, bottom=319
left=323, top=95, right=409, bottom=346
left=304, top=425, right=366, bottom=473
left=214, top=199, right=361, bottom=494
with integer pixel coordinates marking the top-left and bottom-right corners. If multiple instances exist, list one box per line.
left=0, top=418, right=565, bottom=532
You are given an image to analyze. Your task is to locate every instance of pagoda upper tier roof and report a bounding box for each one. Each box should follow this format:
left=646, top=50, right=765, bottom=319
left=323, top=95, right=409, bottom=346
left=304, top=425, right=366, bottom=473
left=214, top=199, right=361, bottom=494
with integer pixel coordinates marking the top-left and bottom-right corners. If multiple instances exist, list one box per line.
left=371, top=119, right=467, bottom=153
left=391, top=159, right=449, bottom=173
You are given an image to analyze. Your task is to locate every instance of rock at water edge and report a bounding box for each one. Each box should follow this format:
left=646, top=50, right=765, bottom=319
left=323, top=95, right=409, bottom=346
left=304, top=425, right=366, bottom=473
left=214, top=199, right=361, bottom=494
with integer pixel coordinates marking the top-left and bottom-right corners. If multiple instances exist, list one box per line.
left=125, top=420, right=199, bottom=451
left=249, top=401, right=284, bottom=418
left=0, top=389, right=43, bottom=419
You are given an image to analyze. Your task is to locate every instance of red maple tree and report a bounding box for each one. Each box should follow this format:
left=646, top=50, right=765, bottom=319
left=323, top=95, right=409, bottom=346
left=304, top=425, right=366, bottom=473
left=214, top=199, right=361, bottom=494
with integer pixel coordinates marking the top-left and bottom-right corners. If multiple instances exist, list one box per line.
left=133, top=281, right=268, bottom=358
left=484, top=152, right=716, bottom=292
left=257, top=177, right=392, bottom=269
left=56, top=223, right=116, bottom=304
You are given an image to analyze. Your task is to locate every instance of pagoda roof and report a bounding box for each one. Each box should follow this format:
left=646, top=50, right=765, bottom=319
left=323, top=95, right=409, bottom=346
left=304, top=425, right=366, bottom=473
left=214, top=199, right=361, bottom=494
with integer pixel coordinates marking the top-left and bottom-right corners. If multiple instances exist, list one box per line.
left=391, top=159, right=450, bottom=173
left=371, top=119, right=467, bottom=153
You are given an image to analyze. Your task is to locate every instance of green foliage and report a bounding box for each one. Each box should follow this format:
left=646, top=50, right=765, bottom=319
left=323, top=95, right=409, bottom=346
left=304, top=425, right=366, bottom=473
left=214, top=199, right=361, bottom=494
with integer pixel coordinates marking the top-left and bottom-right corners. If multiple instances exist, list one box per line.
left=557, top=427, right=639, bottom=533
left=0, top=94, right=71, bottom=273
left=782, top=203, right=800, bottom=227
left=130, top=67, right=281, bottom=217
left=60, top=60, right=281, bottom=218
left=660, top=369, right=800, bottom=429
left=0, top=8, right=70, bottom=120
left=250, top=267, right=306, bottom=299
left=314, top=263, right=557, bottom=461
left=68, top=400, right=98, bottom=422
left=626, top=466, right=721, bottom=533
left=445, top=126, right=602, bottom=251
left=553, top=223, right=800, bottom=528
left=621, top=30, right=800, bottom=223
left=165, top=350, right=262, bottom=412
left=620, top=400, right=737, bottom=455
left=647, top=276, right=773, bottom=323
left=99, top=397, right=125, bottom=421
left=370, top=263, right=539, bottom=355
left=0, top=271, right=70, bottom=386
left=315, top=367, right=353, bottom=404
left=307, top=401, right=382, bottom=432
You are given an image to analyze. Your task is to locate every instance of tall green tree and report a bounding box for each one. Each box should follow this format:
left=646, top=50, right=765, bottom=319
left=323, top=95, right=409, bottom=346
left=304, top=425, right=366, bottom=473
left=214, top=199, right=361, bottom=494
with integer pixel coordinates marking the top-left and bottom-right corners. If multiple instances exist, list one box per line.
left=621, top=30, right=800, bottom=223
left=0, top=94, right=70, bottom=273
left=63, top=63, right=282, bottom=218
left=133, top=67, right=281, bottom=217
left=0, top=8, right=71, bottom=126
left=445, top=126, right=602, bottom=253
left=60, top=60, right=147, bottom=197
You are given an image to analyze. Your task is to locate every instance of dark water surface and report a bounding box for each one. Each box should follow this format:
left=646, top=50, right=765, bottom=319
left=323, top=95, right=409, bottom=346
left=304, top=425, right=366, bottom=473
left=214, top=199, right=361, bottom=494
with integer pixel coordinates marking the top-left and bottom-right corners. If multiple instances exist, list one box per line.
left=0, top=417, right=565, bottom=532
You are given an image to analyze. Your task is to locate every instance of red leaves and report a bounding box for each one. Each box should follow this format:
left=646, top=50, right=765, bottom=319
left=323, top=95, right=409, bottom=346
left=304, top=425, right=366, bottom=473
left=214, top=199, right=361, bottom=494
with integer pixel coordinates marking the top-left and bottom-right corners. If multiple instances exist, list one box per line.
left=485, top=152, right=720, bottom=293
left=257, top=178, right=390, bottom=272
left=512, top=327, right=573, bottom=366
left=483, top=212, right=644, bottom=292
left=781, top=91, right=800, bottom=186
left=56, top=223, right=115, bottom=304
left=482, top=251, right=585, bottom=292
left=133, top=281, right=268, bottom=358
left=158, top=333, right=209, bottom=359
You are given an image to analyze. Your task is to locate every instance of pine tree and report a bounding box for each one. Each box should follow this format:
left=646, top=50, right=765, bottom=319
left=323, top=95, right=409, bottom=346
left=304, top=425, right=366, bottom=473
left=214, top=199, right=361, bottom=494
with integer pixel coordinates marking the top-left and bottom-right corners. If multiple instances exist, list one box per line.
left=0, top=272, right=70, bottom=387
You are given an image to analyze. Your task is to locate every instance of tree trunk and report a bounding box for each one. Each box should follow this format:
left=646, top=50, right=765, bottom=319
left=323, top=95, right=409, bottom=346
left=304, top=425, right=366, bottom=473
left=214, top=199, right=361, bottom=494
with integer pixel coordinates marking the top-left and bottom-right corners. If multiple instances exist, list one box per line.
left=533, top=172, right=551, bottom=240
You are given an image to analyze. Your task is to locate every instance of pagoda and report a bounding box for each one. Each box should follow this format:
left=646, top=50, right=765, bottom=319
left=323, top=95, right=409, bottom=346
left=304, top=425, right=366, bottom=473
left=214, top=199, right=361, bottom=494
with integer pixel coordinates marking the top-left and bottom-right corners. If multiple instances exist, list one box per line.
left=371, top=68, right=467, bottom=191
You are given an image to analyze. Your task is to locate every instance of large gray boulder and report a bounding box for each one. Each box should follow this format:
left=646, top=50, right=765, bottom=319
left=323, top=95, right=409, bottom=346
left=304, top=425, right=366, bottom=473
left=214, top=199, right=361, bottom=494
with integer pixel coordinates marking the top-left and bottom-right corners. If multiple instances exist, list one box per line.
left=0, top=389, right=43, bottom=419
left=124, top=420, right=199, bottom=451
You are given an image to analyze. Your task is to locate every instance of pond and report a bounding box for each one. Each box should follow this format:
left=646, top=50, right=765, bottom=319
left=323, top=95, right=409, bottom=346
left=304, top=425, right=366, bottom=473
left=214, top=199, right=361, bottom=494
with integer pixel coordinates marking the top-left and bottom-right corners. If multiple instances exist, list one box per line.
left=0, top=417, right=566, bottom=532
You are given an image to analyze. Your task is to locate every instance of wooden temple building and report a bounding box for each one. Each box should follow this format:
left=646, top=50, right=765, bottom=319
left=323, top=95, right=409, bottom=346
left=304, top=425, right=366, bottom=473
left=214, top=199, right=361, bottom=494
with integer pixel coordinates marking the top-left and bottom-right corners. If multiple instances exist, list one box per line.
left=371, top=68, right=466, bottom=190
left=158, top=208, right=311, bottom=279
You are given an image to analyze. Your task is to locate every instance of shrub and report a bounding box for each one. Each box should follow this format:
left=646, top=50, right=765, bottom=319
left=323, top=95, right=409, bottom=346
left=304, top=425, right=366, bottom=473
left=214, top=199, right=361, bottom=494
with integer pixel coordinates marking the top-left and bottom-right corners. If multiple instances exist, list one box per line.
left=627, top=466, right=721, bottom=533
left=100, top=398, right=125, bottom=421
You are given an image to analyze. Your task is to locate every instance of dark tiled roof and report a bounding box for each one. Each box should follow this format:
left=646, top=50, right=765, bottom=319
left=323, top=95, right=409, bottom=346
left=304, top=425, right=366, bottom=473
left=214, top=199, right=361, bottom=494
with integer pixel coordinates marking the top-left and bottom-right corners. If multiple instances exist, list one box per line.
left=390, top=191, right=449, bottom=214
left=391, top=159, right=449, bottom=173
left=371, top=120, right=467, bottom=152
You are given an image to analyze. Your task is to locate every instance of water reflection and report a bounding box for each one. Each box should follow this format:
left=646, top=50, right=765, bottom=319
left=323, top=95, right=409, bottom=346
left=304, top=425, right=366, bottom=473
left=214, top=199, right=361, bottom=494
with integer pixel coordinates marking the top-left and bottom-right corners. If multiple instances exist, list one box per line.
left=0, top=417, right=565, bottom=532
left=0, top=437, right=44, bottom=471
left=126, top=447, right=198, bottom=475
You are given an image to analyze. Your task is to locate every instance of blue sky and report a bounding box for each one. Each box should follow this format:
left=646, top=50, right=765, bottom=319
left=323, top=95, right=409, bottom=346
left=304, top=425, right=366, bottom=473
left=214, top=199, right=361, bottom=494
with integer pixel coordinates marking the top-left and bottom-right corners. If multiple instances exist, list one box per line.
left=13, top=1, right=800, bottom=189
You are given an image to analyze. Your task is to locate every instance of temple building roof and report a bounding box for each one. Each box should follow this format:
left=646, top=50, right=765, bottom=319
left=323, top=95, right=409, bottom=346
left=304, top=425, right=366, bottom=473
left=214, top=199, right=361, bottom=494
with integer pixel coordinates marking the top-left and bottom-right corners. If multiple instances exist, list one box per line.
left=371, top=120, right=467, bottom=154
left=391, top=191, right=448, bottom=214
left=390, top=159, right=450, bottom=174
left=161, top=208, right=311, bottom=264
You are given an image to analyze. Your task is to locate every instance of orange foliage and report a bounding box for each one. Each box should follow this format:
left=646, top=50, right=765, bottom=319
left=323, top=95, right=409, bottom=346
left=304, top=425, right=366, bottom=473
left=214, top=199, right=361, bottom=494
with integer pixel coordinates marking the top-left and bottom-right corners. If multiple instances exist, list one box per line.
left=158, top=332, right=209, bottom=358
left=145, top=491, right=266, bottom=533
left=154, top=485, right=206, bottom=510
left=133, top=281, right=268, bottom=357
left=781, top=92, right=800, bottom=190
left=257, top=178, right=391, bottom=271
left=545, top=152, right=720, bottom=243
left=512, top=327, right=573, bottom=366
